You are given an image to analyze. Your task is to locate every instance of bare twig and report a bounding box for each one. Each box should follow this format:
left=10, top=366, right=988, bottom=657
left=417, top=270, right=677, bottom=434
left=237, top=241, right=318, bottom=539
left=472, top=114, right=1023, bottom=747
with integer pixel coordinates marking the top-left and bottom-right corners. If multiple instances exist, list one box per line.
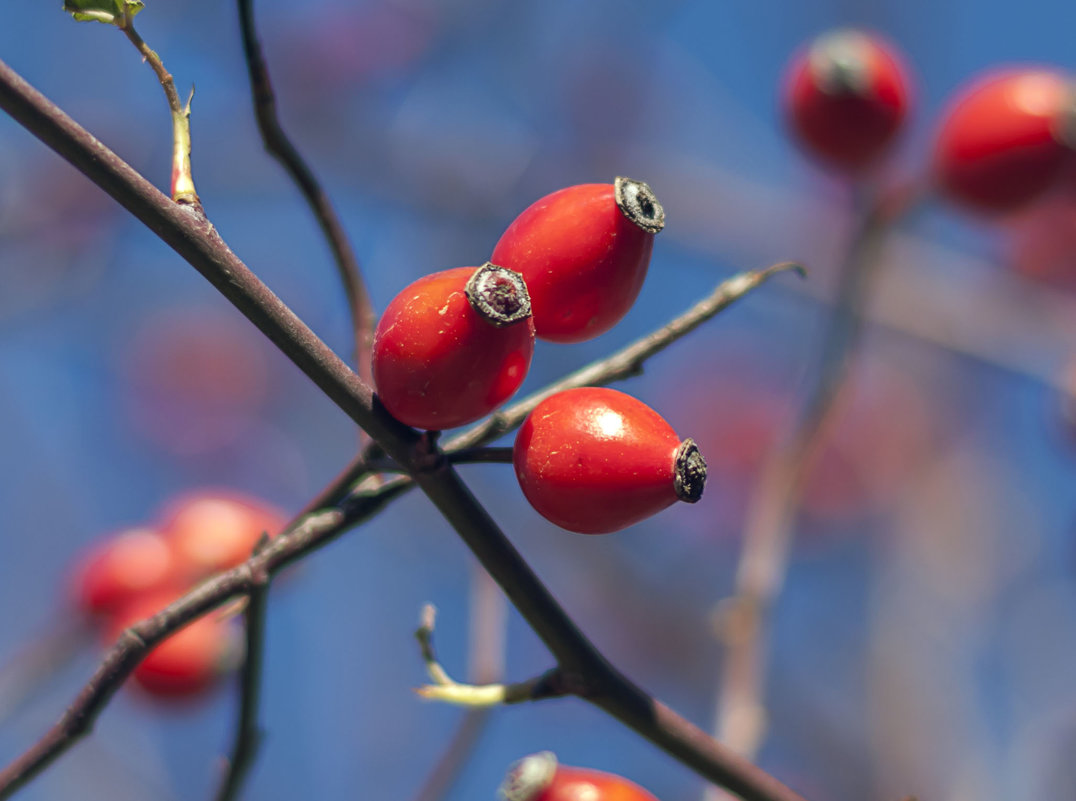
left=0, top=59, right=810, bottom=801
left=236, top=0, right=375, bottom=382
left=115, top=13, right=199, bottom=207
left=408, top=564, right=505, bottom=801
left=414, top=605, right=563, bottom=706
left=709, top=184, right=922, bottom=789
left=446, top=261, right=806, bottom=452
left=214, top=536, right=272, bottom=801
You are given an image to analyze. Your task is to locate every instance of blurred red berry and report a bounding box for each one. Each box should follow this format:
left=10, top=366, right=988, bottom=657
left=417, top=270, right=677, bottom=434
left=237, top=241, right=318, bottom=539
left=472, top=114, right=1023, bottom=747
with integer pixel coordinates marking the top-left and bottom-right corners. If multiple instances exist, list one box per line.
left=160, top=491, right=285, bottom=581
left=934, top=68, right=1076, bottom=213
left=70, top=528, right=178, bottom=618
left=783, top=29, right=911, bottom=172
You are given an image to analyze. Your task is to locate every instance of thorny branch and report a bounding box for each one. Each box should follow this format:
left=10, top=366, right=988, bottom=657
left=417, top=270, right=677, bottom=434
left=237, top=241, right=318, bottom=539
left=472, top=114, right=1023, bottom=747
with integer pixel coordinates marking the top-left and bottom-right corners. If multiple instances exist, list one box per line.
left=0, top=57, right=808, bottom=801
left=114, top=13, right=199, bottom=207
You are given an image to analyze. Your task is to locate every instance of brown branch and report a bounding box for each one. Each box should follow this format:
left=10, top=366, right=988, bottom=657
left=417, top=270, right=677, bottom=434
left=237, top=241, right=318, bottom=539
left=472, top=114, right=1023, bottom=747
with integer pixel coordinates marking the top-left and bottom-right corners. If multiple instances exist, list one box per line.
left=710, top=183, right=922, bottom=781
left=236, top=0, right=375, bottom=384
left=214, top=536, right=272, bottom=801
left=0, top=59, right=810, bottom=801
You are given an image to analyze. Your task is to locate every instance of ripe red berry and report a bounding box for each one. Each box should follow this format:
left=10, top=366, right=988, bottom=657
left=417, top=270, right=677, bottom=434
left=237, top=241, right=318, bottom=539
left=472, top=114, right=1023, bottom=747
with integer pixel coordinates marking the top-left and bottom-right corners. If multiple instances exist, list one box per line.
left=373, top=262, right=535, bottom=429
left=105, top=592, right=235, bottom=700
left=933, top=69, right=1076, bottom=213
left=70, top=528, right=178, bottom=617
left=160, top=490, right=285, bottom=581
left=491, top=177, right=664, bottom=343
left=499, top=752, right=660, bottom=801
left=783, top=29, right=911, bottom=172
left=513, top=387, right=706, bottom=534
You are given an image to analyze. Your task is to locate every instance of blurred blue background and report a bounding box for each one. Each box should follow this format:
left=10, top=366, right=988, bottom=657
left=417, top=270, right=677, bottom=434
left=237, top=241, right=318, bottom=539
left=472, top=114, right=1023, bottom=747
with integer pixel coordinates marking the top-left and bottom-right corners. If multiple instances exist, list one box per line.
left=3, top=1, right=1076, bottom=800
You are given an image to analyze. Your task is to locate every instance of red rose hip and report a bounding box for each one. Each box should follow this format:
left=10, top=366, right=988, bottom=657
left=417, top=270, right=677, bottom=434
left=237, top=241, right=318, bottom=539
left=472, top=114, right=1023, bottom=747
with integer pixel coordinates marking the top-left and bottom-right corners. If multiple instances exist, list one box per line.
left=499, top=752, right=660, bottom=801
left=783, top=29, right=911, bottom=172
left=373, top=263, right=535, bottom=429
left=491, top=177, right=664, bottom=343
left=933, top=68, right=1076, bottom=213
left=513, top=387, right=706, bottom=534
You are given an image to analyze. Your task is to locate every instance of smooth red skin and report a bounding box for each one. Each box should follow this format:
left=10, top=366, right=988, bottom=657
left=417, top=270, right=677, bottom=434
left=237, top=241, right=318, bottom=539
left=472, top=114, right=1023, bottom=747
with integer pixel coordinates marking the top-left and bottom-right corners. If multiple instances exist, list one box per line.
left=513, top=388, right=682, bottom=534
left=492, top=184, right=654, bottom=343
left=532, top=767, right=660, bottom=801
left=159, top=491, right=286, bottom=582
left=784, top=35, right=910, bottom=171
left=934, top=69, right=1071, bottom=213
left=106, top=593, right=229, bottom=699
left=70, top=528, right=178, bottom=617
left=373, top=266, right=535, bottom=429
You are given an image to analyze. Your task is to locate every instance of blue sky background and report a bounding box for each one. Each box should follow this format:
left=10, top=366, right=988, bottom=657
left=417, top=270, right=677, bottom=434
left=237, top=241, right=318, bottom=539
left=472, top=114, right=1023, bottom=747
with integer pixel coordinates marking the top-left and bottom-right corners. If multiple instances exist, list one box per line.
left=2, top=1, right=1076, bottom=800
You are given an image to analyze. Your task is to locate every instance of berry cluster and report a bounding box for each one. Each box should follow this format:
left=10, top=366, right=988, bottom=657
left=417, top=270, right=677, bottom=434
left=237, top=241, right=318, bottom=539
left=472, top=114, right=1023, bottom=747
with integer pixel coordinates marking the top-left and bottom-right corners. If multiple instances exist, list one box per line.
left=372, top=177, right=707, bottom=534
left=69, top=491, right=285, bottom=699
left=783, top=28, right=1076, bottom=214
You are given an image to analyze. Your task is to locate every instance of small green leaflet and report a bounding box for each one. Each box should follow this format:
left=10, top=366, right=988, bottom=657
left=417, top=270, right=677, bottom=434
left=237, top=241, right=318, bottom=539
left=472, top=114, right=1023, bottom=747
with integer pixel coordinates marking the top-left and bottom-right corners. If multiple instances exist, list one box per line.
left=63, top=0, right=145, bottom=25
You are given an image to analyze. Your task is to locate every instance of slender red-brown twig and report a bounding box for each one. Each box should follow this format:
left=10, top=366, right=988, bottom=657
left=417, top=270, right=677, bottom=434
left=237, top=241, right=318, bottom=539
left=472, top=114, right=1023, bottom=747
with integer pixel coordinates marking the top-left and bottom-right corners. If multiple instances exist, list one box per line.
left=236, top=0, right=375, bottom=384
left=709, top=182, right=923, bottom=794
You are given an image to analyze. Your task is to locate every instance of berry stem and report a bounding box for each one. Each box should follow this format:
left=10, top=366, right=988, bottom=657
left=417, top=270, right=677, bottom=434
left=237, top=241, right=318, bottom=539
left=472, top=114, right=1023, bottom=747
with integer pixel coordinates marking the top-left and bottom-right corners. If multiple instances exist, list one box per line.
left=116, top=15, right=200, bottom=209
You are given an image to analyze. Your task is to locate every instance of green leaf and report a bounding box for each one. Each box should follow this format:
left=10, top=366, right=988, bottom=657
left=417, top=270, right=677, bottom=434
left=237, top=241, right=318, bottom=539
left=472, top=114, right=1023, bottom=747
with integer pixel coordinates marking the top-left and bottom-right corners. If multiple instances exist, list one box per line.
left=63, top=0, right=144, bottom=25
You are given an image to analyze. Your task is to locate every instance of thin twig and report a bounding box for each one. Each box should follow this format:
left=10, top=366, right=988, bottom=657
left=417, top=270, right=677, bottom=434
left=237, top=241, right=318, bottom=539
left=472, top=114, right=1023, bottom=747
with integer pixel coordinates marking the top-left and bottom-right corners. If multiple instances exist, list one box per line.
left=414, top=606, right=568, bottom=707
left=236, top=0, right=375, bottom=384
left=214, top=537, right=272, bottom=801
left=446, top=261, right=806, bottom=453
left=408, top=563, right=505, bottom=801
left=709, top=184, right=921, bottom=790
left=0, top=59, right=810, bottom=801
left=116, top=13, right=199, bottom=207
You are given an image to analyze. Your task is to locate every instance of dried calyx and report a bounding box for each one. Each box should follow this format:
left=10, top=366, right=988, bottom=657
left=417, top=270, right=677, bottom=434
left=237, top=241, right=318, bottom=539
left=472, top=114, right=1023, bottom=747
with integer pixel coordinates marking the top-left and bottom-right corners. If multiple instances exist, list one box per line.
left=465, top=262, right=532, bottom=327
left=614, top=176, right=665, bottom=234
left=673, top=438, right=707, bottom=503
left=498, top=751, right=558, bottom=801
left=808, top=29, right=873, bottom=96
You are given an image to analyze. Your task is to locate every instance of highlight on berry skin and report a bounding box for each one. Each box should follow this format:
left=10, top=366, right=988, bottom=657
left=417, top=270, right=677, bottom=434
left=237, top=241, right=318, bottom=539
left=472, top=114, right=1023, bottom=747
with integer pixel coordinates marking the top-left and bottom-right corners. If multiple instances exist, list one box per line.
left=512, top=387, right=707, bottom=535
left=499, top=751, right=661, bottom=801
left=491, top=177, right=664, bottom=344
left=783, top=28, right=912, bottom=173
left=932, top=67, right=1076, bottom=214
